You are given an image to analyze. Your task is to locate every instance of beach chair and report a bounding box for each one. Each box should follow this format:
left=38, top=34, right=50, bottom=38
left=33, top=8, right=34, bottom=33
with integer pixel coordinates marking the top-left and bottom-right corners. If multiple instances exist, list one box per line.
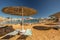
left=2, top=35, right=15, bottom=39
left=52, top=26, right=60, bottom=30
left=24, top=29, right=32, bottom=35
left=17, top=29, right=32, bottom=40
left=20, top=29, right=32, bottom=35
left=1, top=29, right=20, bottom=39
left=20, top=29, right=26, bottom=35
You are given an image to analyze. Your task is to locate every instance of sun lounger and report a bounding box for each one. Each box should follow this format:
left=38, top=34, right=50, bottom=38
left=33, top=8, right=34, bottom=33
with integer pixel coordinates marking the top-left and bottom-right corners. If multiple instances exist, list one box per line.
left=17, top=35, right=28, bottom=40
left=0, top=25, right=15, bottom=37
left=2, top=35, right=15, bottom=39
left=52, top=26, right=60, bottom=30
left=24, top=29, right=32, bottom=35
left=17, top=29, right=32, bottom=40
left=6, top=29, right=21, bottom=35
left=1, top=29, right=20, bottom=39
left=20, top=29, right=32, bottom=36
left=0, top=25, right=7, bottom=27
left=7, top=31, right=18, bottom=35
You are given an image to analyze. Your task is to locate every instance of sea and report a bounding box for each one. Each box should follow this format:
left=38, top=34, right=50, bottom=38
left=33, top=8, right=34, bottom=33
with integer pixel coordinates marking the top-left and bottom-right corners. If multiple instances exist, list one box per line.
left=1, top=19, right=40, bottom=24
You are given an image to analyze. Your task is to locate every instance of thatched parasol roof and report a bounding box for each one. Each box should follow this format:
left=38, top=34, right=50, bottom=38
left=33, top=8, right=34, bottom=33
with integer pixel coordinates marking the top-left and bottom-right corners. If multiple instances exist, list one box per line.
left=2, top=6, right=37, bottom=16
left=49, top=12, right=60, bottom=18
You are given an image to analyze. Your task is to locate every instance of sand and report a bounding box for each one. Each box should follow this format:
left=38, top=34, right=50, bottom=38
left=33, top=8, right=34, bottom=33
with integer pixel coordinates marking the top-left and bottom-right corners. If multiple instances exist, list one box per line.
left=0, top=23, right=60, bottom=40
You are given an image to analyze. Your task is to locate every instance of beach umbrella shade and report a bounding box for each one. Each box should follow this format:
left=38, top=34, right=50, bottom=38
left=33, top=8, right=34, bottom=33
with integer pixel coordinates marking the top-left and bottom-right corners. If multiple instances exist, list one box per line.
left=49, top=12, right=60, bottom=18
left=2, top=6, right=37, bottom=16
left=2, top=6, right=37, bottom=30
left=49, top=12, right=60, bottom=22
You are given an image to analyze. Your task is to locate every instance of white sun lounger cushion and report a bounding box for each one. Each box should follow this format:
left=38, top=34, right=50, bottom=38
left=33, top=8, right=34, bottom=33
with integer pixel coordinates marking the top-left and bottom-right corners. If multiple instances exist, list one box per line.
left=7, top=31, right=18, bottom=35
left=15, top=29, right=21, bottom=32
left=7, top=29, right=20, bottom=35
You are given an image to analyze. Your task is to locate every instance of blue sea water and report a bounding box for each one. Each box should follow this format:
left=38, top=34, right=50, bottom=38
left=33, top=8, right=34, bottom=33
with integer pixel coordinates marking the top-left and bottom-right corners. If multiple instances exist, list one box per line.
left=3, top=19, right=39, bottom=24
left=24, top=19, right=39, bottom=23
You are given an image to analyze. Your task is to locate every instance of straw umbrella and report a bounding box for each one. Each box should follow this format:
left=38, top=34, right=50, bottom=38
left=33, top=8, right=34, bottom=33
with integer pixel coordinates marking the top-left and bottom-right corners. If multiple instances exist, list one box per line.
left=50, top=12, right=60, bottom=18
left=49, top=12, right=60, bottom=22
left=2, top=6, right=37, bottom=31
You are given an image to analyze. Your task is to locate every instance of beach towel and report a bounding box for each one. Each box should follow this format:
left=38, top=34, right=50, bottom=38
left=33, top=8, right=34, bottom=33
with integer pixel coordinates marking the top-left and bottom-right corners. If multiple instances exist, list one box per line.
left=24, top=29, right=32, bottom=35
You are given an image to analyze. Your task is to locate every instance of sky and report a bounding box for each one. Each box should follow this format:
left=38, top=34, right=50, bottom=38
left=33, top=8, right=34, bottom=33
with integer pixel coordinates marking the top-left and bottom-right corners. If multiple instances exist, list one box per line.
left=0, top=0, right=60, bottom=18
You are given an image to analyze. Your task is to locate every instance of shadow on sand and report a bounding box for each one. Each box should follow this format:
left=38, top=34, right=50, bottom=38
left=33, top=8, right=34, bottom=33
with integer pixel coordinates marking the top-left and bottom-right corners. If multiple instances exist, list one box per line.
left=33, top=26, right=51, bottom=30
left=33, top=26, right=60, bottom=30
left=17, top=35, right=28, bottom=40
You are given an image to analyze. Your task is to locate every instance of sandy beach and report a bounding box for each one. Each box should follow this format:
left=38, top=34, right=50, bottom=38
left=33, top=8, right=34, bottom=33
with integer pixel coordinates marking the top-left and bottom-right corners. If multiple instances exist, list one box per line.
left=0, top=23, right=60, bottom=40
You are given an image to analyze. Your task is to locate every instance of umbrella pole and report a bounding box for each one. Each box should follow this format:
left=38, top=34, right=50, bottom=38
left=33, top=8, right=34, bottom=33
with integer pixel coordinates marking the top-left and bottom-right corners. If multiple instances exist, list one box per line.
left=21, top=8, right=24, bottom=30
